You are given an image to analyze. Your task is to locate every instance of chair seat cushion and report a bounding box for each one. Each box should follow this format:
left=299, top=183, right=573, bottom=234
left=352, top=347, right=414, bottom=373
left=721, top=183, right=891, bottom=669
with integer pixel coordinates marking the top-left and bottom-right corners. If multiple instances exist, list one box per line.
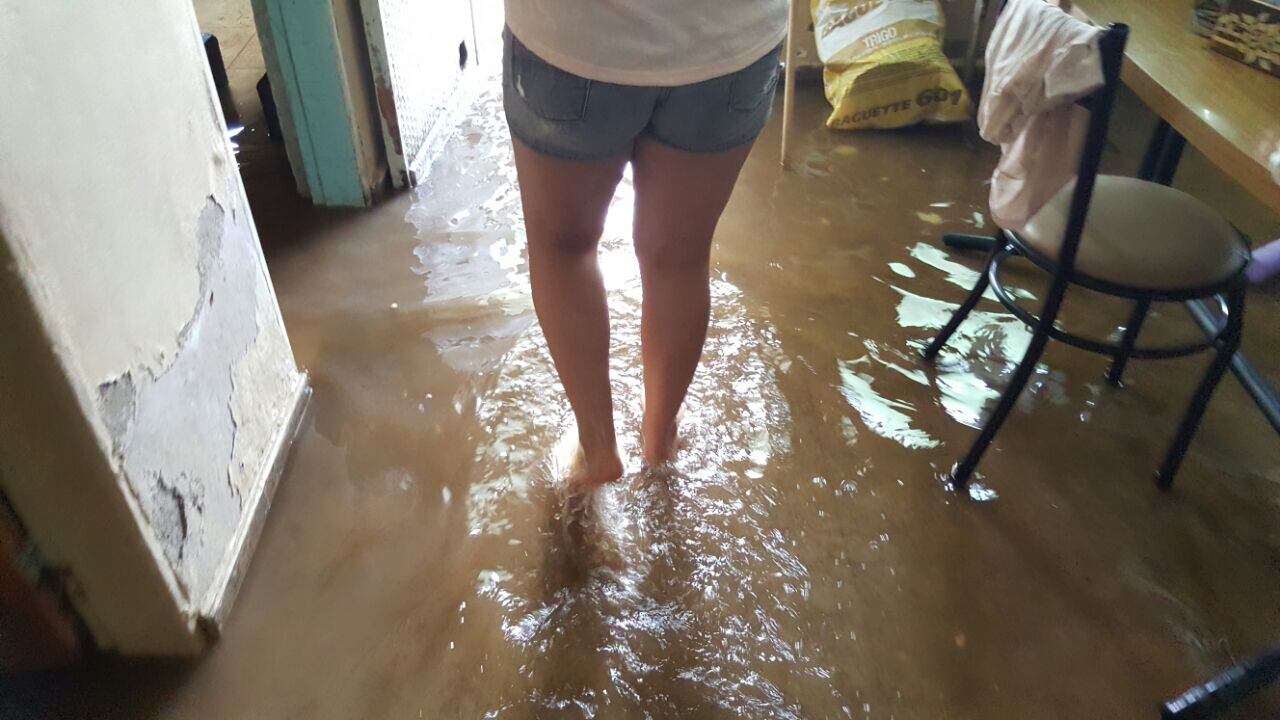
left=1020, top=175, right=1248, bottom=291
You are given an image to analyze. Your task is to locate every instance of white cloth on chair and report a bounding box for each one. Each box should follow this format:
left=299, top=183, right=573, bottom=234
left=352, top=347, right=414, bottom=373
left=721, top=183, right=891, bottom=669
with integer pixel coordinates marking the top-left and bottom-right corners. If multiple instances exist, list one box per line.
left=979, top=0, right=1104, bottom=231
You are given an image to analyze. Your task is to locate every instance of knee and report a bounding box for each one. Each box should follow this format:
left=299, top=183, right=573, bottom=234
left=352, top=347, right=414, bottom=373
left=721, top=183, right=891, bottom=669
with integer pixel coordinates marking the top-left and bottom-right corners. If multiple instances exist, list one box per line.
left=526, top=222, right=603, bottom=257
left=634, top=234, right=712, bottom=272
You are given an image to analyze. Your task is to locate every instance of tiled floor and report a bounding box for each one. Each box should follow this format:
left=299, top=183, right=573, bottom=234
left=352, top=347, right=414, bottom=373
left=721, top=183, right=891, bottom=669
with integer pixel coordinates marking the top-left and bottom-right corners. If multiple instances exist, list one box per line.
left=193, top=0, right=261, bottom=72
left=194, top=0, right=291, bottom=191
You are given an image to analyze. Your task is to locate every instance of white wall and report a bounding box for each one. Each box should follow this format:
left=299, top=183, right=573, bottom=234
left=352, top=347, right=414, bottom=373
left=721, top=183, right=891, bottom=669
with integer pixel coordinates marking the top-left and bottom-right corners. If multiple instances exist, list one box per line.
left=0, top=0, right=306, bottom=653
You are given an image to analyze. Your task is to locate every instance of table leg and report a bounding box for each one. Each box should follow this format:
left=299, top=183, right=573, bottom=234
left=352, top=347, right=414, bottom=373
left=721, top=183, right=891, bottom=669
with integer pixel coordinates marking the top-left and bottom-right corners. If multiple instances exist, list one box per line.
left=1139, top=119, right=1187, bottom=185
left=1138, top=120, right=1279, bottom=436
left=1138, top=119, right=1171, bottom=181
left=962, top=0, right=988, bottom=90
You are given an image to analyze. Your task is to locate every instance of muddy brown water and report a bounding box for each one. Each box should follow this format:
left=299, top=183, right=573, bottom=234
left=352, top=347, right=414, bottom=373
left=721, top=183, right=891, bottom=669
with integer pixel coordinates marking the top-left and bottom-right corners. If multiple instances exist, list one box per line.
left=8, top=65, right=1280, bottom=720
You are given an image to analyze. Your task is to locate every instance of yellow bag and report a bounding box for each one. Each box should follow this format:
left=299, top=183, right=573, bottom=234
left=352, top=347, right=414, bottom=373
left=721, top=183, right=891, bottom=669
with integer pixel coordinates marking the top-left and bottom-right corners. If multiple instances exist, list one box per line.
left=811, top=0, right=971, bottom=130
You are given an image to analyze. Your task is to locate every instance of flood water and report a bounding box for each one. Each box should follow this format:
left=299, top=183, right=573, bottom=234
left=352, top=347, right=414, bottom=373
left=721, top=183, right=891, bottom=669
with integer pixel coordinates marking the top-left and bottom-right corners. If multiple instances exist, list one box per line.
left=9, top=47, right=1280, bottom=720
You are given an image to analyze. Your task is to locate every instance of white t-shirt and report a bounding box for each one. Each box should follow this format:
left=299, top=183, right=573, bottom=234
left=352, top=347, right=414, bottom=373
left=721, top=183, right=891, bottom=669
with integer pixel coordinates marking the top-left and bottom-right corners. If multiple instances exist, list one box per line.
left=505, top=0, right=789, bottom=87
left=978, top=0, right=1103, bottom=230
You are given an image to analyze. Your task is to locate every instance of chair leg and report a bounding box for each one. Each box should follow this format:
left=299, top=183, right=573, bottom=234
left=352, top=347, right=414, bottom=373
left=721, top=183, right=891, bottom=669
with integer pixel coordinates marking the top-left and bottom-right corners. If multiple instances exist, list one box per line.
left=942, top=233, right=998, bottom=253
left=922, top=243, right=999, bottom=361
left=1155, top=286, right=1246, bottom=490
left=951, top=319, right=1055, bottom=489
left=1106, top=299, right=1151, bottom=386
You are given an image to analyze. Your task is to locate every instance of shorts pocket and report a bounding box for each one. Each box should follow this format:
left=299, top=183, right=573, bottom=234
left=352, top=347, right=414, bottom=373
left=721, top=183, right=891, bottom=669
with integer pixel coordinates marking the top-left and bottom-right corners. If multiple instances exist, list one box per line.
left=728, top=46, right=782, bottom=112
left=510, top=36, right=591, bottom=122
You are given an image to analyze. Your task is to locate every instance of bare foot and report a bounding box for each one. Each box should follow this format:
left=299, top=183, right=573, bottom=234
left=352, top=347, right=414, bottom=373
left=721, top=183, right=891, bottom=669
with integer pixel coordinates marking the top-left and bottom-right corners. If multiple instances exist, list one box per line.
left=549, top=423, right=624, bottom=490
left=565, top=442, right=625, bottom=489
left=641, top=406, right=687, bottom=467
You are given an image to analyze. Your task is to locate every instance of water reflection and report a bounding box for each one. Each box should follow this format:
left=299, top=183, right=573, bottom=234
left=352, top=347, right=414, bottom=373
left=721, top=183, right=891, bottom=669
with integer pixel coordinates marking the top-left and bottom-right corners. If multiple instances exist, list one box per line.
left=402, top=81, right=1050, bottom=716
left=408, top=88, right=535, bottom=376
left=41, top=34, right=1280, bottom=720
left=344, top=56, right=1247, bottom=720
left=461, top=253, right=845, bottom=714
left=837, top=358, right=939, bottom=449
left=402, top=84, right=847, bottom=717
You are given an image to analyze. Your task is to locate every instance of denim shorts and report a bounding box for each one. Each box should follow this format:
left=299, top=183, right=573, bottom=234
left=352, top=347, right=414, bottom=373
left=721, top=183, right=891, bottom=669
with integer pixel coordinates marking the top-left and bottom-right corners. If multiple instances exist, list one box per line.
left=502, top=29, right=782, bottom=161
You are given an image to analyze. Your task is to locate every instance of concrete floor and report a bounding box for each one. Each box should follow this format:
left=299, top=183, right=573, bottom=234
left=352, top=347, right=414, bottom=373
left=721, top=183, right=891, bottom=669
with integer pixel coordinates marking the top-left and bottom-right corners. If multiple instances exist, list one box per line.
left=4, top=2, right=1280, bottom=717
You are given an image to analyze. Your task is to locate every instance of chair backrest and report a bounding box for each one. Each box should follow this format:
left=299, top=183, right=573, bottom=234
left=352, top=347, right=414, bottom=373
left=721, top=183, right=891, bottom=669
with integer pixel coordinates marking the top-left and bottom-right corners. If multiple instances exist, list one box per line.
left=1052, top=23, right=1129, bottom=277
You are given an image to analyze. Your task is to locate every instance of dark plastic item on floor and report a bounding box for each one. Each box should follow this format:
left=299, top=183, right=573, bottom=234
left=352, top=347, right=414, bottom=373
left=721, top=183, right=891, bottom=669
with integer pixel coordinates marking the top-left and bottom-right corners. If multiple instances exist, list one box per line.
left=203, top=33, right=229, bottom=95
left=257, top=74, right=283, bottom=143
left=1161, top=647, right=1280, bottom=719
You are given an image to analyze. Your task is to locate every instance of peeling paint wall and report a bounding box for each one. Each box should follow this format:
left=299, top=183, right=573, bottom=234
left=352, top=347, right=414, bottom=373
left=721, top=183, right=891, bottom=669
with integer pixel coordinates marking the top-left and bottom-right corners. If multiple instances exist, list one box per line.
left=94, top=195, right=300, bottom=607
left=0, top=0, right=304, bottom=652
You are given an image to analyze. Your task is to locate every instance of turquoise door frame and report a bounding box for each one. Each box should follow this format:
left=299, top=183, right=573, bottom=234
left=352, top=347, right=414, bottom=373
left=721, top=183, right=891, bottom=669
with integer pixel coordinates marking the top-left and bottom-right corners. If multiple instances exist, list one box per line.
left=250, top=0, right=384, bottom=207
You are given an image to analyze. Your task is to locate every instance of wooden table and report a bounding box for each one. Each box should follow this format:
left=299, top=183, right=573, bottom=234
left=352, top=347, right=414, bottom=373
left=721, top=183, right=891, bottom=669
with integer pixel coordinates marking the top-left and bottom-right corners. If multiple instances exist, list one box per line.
left=1071, top=0, right=1280, bottom=214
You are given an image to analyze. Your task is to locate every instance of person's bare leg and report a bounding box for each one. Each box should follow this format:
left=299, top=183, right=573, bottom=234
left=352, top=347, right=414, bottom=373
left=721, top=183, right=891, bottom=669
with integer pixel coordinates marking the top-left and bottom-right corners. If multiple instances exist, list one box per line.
left=631, top=138, right=754, bottom=465
left=512, top=139, right=629, bottom=486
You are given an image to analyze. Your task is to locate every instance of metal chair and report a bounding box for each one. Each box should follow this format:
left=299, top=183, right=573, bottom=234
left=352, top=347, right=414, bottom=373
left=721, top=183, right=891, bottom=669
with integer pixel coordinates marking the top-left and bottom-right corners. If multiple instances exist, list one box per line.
left=922, top=23, right=1251, bottom=491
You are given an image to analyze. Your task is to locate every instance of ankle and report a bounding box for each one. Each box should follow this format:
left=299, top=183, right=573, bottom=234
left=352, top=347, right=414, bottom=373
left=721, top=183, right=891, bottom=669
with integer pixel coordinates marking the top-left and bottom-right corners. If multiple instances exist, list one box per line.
left=640, top=404, right=685, bottom=466
left=578, top=433, right=619, bottom=463
left=641, top=425, right=677, bottom=465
